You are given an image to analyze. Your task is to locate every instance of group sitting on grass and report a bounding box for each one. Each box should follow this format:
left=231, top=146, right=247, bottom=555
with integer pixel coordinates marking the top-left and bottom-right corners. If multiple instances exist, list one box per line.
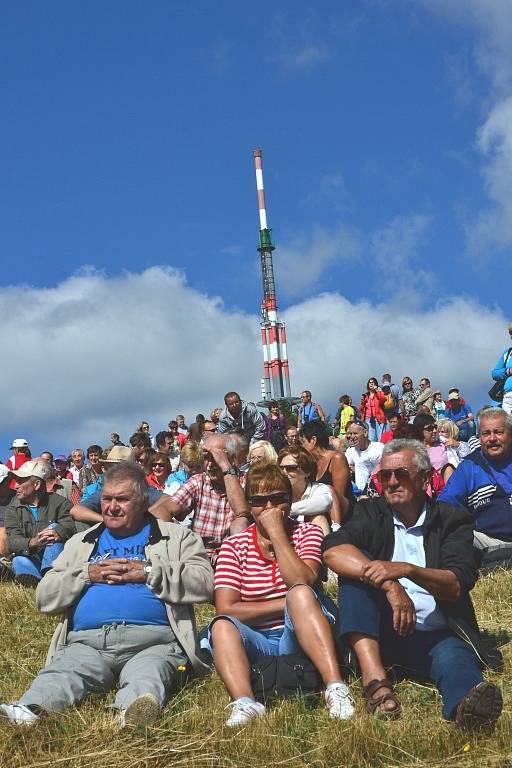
left=0, top=428, right=506, bottom=731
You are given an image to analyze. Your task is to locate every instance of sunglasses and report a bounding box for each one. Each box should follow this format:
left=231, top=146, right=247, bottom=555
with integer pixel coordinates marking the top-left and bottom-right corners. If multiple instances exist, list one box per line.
left=249, top=492, right=291, bottom=507
left=423, top=424, right=437, bottom=432
left=280, top=464, right=299, bottom=472
left=377, top=467, right=415, bottom=483
left=152, top=462, right=166, bottom=468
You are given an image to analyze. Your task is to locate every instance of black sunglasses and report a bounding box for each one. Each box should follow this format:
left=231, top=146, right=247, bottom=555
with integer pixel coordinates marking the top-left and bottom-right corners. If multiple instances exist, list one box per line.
left=249, top=492, right=291, bottom=507
left=377, top=467, right=415, bottom=483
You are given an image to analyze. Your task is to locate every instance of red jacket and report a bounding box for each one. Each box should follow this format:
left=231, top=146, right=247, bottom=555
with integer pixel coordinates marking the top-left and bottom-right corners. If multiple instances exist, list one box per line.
left=359, top=391, right=387, bottom=424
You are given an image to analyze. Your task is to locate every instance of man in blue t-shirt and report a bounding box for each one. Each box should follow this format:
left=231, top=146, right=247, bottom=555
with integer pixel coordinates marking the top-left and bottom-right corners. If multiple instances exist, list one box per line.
left=440, top=408, right=512, bottom=569
left=0, top=462, right=213, bottom=728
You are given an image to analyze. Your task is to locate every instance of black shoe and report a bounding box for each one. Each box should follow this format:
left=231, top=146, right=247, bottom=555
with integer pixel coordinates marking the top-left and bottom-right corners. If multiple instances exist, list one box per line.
left=14, top=574, right=40, bottom=589
left=455, top=682, right=503, bottom=729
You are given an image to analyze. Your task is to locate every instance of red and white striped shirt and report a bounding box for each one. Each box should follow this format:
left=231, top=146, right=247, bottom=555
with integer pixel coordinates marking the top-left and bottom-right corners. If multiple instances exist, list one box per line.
left=214, top=521, right=324, bottom=630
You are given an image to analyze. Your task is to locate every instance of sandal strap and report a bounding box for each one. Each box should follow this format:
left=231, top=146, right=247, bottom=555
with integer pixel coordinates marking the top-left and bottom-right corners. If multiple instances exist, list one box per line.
left=363, top=678, right=400, bottom=715
left=363, top=678, right=394, bottom=700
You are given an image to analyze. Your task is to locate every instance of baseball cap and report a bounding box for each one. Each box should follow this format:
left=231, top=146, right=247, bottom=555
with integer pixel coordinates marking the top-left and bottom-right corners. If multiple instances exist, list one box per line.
left=11, top=438, right=28, bottom=449
left=54, top=455, right=69, bottom=463
left=0, top=465, right=10, bottom=484
left=9, top=459, right=51, bottom=481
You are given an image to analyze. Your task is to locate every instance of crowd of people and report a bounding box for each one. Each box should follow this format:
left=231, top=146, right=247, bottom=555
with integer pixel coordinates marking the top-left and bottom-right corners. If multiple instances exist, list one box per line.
left=1, top=336, right=511, bottom=733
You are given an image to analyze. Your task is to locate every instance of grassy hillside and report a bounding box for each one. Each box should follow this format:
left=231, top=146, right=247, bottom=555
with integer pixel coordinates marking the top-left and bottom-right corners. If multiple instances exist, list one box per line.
left=0, top=570, right=510, bottom=768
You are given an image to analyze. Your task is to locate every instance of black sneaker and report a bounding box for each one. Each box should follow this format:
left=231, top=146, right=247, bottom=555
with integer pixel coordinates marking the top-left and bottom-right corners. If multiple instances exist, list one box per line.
left=455, top=681, right=503, bottom=729
left=14, top=574, right=40, bottom=589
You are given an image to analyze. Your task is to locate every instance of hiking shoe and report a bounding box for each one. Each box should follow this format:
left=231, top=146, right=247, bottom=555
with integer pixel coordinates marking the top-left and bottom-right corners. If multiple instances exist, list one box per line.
left=325, top=682, right=355, bottom=720
left=0, top=703, right=39, bottom=726
left=225, top=698, right=266, bottom=727
left=14, top=574, right=40, bottom=589
left=455, top=682, right=503, bottom=729
left=118, top=694, right=160, bottom=728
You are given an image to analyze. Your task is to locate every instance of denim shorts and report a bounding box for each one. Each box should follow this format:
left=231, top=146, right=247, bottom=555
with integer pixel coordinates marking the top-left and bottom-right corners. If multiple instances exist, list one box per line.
left=207, top=586, right=336, bottom=662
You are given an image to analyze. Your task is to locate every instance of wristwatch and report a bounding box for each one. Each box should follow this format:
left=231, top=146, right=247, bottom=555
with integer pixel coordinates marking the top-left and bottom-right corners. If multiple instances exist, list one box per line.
left=143, top=562, right=152, bottom=577
left=222, top=467, right=238, bottom=476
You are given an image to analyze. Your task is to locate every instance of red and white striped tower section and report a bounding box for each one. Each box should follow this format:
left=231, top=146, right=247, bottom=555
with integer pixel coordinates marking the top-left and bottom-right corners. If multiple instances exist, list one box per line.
left=253, top=148, right=292, bottom=401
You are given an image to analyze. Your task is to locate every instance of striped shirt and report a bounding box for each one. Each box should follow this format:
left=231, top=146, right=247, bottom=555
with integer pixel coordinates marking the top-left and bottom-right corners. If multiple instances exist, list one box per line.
left=214, top=521, right=324, bottom=630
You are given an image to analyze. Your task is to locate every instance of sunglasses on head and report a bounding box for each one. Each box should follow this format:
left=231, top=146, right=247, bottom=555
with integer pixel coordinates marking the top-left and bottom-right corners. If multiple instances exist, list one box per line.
left=377, top=467, right=415, bottom=483
left=249, top=492, right=290, bottom=507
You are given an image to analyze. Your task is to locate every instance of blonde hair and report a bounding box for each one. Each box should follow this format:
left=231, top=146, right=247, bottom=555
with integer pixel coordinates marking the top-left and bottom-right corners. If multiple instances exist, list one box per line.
left=248, top=440, right=278, bottom=464
left=180, top=442, right=204, bottom=472
left=437, top=419, right=459, bottom=439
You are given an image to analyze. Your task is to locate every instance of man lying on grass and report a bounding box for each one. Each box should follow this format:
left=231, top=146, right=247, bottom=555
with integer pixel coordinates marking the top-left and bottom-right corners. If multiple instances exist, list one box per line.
left=323, top=439, right=503, bottom=729
left=0, top=462, right=214, bottom=727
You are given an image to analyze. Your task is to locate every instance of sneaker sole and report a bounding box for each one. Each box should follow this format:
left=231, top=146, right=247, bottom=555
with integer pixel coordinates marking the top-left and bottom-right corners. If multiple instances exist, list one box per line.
left=457, top=682, right=503, bottom=729
left=123, top=694, right=160, bottom=727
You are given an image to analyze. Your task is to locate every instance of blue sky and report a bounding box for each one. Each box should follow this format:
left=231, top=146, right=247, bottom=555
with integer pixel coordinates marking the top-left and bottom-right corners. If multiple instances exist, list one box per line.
left=1, top=1, right=511, bottom=451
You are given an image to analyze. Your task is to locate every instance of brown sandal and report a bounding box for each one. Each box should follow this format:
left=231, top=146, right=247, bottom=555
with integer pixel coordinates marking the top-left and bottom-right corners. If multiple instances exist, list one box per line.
left=363, top=678, right=401, bottom=717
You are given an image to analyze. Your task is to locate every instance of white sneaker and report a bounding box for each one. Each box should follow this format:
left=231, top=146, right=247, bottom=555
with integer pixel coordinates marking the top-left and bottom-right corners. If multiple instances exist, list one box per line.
left=225, top=698, right=266, bottom=727
left=0, top=703, right=40, bottom=726
left=324, top=682, right=355, bottom=720
left=117, top=693, right=160, bottom=728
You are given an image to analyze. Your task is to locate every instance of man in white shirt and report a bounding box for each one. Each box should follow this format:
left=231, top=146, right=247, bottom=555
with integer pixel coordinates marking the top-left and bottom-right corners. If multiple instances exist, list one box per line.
left=345, top=423, right=384, bottom=491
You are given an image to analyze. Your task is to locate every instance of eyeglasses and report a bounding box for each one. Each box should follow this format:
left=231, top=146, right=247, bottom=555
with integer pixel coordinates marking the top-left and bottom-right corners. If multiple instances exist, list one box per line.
left=152, top=462, right=166, bottom=468
left=249, top=492, right=291, bottom=507
left=280, top=464, right=299, bottom=472
left=423, top=425, right=436, bottom=432
left=377, top=467, right=415, bottom=483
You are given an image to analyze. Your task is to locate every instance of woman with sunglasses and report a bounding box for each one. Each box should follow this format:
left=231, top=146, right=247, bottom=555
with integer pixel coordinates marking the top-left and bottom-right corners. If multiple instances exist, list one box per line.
left=145, top=451, right=171, bottom=490
left=278, top=446, right=334, bottom=534
left=209, top=462, right=354, bottom=727
left=401, top=377, right=421, bottom=421
left=413, top=413, right=454, bottom=484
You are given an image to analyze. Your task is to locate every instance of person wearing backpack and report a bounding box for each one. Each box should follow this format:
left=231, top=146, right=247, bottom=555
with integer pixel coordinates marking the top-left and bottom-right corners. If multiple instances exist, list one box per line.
left=491, top=322, right=512, bottom=414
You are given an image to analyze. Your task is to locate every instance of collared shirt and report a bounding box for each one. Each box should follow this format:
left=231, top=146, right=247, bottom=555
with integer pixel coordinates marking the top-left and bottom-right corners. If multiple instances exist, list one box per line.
left=170, top=472, right=236, bottom=558
left=391, top=507, right=448, bottom=632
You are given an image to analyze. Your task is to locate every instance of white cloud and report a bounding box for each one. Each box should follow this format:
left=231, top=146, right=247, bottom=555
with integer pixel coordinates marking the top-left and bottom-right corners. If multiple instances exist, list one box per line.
left=371, top=214, right=435, bottom=306
left=418, top=0, right=512, bottom=256
left=279, top=44, right=331, bottom=71
left=274, top=225, right=362, bottom=298
left=0, top=267, right=507, bottom=454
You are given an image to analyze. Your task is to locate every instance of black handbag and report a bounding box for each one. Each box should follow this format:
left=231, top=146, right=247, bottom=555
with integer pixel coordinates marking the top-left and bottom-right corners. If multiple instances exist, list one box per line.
left=250, top=653, right=322, bottom=704
left=489, top=347, right=512, bottom=402
left=488, top=380, right=505, bottom=402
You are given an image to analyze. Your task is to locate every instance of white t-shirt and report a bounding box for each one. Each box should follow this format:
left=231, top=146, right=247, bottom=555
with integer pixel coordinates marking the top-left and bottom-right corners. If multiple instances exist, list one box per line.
left=345, top=441, right=384, bottom=490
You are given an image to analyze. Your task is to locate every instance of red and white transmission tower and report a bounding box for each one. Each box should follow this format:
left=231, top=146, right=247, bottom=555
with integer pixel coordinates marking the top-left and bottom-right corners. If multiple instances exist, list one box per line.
left=253, top=148, right=292, bottom=402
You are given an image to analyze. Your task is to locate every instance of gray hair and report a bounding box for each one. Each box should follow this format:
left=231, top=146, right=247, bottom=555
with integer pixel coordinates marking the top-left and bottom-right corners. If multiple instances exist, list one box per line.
left=382, top=439, right=432, bottom=473
left=102, top=462, right=149, bottom=510
left=478, top=407, right=512, bottom=435
left=226, top=434, right=249, bottom=464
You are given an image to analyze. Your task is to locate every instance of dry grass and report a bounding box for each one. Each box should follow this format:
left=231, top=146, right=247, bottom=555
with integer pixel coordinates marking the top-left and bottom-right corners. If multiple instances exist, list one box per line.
left=0, top=571, right=511, bottom=768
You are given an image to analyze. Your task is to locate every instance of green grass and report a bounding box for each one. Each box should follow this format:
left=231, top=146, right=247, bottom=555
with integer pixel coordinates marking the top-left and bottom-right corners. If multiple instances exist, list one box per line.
left=0, top=571, right=511, bottom=768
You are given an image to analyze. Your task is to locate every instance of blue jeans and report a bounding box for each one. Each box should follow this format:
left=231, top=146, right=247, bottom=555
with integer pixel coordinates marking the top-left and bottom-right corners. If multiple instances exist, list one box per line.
left=12, top=542, right=64, bottom=581
left=338, top=577, right=483, bottom=719
left=207, top=588, right=337, bottom=662
left=365, top=418, right=385, bottom=442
